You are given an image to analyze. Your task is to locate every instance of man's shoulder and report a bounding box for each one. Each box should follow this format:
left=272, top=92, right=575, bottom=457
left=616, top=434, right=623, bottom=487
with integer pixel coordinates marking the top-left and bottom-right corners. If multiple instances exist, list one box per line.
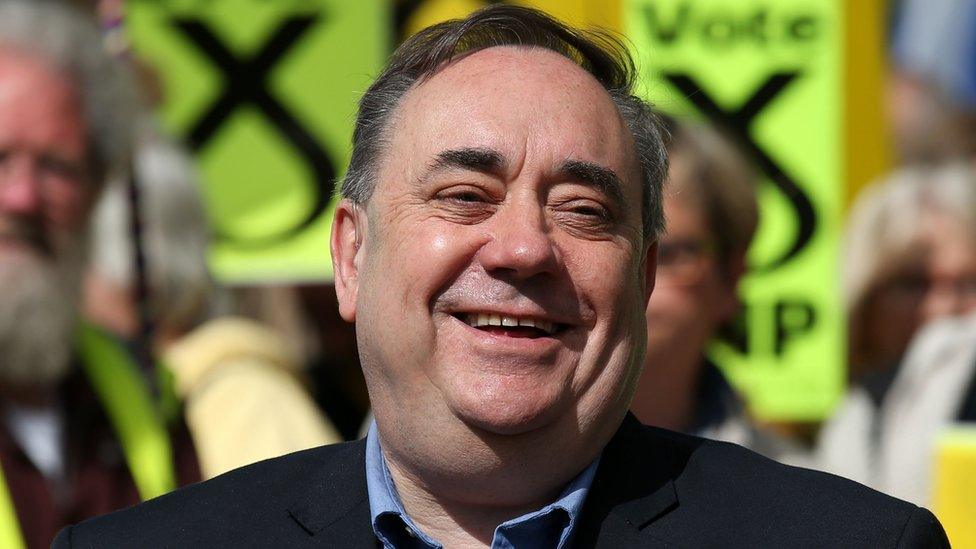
left=54, top=439, right=370, bottom=548
left=589, top=419, right=948, bottom=547
left=671, top=429, right=946, bottom=546
left=622, top=419, right=897, bottom=502
left=676, top=428, right=901, bottom=505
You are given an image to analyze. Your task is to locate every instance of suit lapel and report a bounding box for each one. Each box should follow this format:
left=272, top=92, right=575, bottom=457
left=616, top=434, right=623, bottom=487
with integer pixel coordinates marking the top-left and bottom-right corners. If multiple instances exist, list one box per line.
left=574, top=414, right=686, bottom=548
left=286, top=439, right=377, bottom=546
left=281, top=416, right=692, bottom=547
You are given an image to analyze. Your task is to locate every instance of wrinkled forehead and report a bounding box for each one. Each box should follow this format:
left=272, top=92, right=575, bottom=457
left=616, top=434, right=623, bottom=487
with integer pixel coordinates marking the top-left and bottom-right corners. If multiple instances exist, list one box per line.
left=0, top=48, right=86, bottom=144
left=0, top=47, right=77, bottom=102
left=381, top=46, right=642, bottom=193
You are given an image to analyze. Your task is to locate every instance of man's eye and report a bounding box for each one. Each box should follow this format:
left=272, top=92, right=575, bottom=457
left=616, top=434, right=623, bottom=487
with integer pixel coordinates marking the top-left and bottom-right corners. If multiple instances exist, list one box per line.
left=448, top=191, right=485, bottom=203
left=571, top=204, right=607, bottom=218
left=436, top=186, right=492, bottom=205
left=562, top=200, right=609, bottom=220
left=40, top=156, right=83, bottom=179
left=431, top=187, right=498, bottom=224
left=551, top=199, right=615, bottom=237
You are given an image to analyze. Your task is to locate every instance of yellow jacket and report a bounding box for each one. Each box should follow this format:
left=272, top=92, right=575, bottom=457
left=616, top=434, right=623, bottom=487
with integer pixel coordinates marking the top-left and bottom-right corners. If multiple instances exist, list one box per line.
left=165, top=317, right=341, bottom=479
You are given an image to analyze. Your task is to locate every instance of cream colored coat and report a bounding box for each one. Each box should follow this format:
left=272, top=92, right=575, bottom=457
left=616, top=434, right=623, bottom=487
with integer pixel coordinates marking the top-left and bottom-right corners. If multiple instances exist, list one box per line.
left=817, top=311, right=976, bottom=506
left=165, top=317, right=341, bottom=479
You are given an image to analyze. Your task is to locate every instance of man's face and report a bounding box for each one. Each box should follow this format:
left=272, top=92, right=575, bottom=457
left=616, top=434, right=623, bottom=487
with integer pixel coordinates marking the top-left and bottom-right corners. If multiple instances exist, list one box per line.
left=0, top=50, right=91, bottom=387
left=333, top=48, right=654, bottom=453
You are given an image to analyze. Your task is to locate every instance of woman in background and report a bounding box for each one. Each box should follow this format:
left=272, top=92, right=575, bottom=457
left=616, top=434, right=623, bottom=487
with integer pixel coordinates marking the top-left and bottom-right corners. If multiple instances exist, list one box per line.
left=632, top=121, right=804, bottom=462
left=818, top=164, right=976, bottom=505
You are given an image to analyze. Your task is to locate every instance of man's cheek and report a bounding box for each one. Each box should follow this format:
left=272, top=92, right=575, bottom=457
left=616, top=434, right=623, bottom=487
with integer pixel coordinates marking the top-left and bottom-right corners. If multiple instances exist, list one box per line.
left=416, top=226, right=484, bottom=284
left=46, top=185, right=93, bottom=230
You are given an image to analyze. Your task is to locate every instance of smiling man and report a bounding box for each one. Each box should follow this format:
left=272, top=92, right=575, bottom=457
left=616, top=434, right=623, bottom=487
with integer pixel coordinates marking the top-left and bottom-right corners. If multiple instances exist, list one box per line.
left=57, top=5, right=948, bottom=548
left=332, top=39, right=656, bottom=548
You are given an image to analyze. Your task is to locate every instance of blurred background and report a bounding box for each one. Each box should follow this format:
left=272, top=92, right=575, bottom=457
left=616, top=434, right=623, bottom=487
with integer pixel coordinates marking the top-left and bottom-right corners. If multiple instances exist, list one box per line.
left=2, top=0, right=976, bottom=547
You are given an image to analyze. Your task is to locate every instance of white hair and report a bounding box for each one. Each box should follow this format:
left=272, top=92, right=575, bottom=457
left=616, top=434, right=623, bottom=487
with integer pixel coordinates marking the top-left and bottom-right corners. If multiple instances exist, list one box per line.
left=844, top=163, right=976, bottom=313
left=90, top=126, right=215, bottom=334
left=0, top=0, right=138, bottom=386
left=0, top=0, right=139, bottom=186
left=0, top=233, right=86, bottom=387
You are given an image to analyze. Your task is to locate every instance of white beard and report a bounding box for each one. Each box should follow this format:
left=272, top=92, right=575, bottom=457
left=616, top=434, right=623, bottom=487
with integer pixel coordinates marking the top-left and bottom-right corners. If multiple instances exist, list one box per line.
left=0, top=237, right=85, bottom=389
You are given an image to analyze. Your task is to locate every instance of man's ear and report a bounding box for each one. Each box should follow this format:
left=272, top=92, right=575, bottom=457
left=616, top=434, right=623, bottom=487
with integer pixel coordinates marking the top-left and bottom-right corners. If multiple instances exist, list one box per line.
left=642, top=240, right=658, bottom=305
left=331, top=199, right=367, bottom=323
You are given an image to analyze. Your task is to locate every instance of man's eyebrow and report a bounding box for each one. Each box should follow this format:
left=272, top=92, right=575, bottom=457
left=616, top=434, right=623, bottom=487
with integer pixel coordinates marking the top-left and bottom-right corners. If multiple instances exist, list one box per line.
left=423, top=147, right=506, bottom=179
left=557, top=159, right=625, bottom=203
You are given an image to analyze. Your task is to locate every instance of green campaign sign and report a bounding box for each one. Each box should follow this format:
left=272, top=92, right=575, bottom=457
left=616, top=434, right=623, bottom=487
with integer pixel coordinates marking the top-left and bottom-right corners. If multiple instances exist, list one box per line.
left=125, top=0, right=388, bottom=282
left=626, top=0, right=845, bottom=420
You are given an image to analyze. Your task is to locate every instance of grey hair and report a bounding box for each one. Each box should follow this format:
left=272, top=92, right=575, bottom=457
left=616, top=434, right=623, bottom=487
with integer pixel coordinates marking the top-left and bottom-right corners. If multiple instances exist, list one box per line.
left=845, top=163, right=976, bottom=311
left=665, top=120, right=759, bottom=265
left=90, top=127, right=215, bottom=334
left=341, top=4, right=668, bottom=239
left=0, top=0, right=139, bottom=188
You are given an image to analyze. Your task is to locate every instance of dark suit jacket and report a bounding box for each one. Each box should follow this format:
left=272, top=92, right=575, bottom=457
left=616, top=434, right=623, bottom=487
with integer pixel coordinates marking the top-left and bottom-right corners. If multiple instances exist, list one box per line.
left=54, top=415, right=948, bottom=548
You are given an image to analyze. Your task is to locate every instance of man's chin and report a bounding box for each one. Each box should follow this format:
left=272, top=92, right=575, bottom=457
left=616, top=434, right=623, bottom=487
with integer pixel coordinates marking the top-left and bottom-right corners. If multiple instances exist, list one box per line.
left=0, top=245, right=82, bottom=389
left=451, top=394, right=567, bottom=438
left=0, top=240, right=45, bottom=265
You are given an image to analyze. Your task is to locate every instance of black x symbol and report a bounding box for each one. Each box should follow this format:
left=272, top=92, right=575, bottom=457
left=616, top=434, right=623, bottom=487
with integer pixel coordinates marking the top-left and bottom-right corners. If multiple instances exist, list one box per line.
left=174, top=16, right=335, bottom=248
left=664, top=72, right=816, bottom=271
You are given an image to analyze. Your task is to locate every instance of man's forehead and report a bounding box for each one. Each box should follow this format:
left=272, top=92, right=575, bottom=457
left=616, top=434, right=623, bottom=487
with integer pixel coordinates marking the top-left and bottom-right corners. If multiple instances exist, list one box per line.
left=0, top=48, right=71, bottom=91
left=431, top=46, right=590, bottom=82
left=404, top=46, right=610, bottom=108
left=0, top=49, right=85, bottom=143
left=386, top=46, right=640, bottom=185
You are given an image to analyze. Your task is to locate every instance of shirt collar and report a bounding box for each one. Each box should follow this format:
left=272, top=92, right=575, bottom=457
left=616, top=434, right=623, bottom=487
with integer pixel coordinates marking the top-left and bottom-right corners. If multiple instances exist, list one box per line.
left=365, top=421, right=600, bottom=549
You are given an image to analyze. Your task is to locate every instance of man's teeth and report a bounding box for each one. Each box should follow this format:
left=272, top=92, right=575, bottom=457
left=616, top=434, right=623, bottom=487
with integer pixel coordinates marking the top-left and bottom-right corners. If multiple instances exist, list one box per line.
left=466, top=314, right=555, bottom=335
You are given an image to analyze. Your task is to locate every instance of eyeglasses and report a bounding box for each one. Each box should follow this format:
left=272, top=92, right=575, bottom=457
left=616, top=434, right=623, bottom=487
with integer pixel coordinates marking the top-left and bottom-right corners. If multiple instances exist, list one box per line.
left=655, top=237, right=717, bottom=286
left=881, top=271, right=976, bottom=308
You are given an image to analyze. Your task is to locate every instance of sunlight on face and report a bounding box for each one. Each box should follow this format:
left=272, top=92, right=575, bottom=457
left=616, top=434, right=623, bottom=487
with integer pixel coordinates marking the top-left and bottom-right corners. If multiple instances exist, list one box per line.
left=339, top=48, right=653, bottom=463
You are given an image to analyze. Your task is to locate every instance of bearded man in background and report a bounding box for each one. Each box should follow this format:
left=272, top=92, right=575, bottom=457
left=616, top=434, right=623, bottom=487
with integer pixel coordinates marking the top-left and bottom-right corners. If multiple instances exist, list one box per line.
left=0, top=2, right=198, bottom=547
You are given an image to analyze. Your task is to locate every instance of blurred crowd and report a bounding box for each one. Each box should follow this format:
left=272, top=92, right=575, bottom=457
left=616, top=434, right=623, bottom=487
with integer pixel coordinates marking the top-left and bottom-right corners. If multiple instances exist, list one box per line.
left=1, top=0, right=975, bottom=547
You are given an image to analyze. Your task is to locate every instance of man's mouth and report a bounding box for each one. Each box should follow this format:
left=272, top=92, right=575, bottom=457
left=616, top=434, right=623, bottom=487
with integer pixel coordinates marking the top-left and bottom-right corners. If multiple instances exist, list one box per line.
left=0, top=220, right=50, bottom=257
left=0, top=235, right=46, bottom=257
left=454, top=313, right=561, bottom=338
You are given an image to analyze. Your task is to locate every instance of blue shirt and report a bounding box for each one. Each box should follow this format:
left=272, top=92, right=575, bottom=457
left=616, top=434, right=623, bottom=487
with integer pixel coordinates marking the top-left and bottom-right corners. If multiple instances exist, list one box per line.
left=365, top=422, right=600, bottom=549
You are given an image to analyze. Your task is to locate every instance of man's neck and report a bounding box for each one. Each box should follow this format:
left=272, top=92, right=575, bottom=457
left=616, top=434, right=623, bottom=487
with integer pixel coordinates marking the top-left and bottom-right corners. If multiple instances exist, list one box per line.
left=375, top=414, right=613, bottom=548
left=369, top=401, right=623, bottom=547
left=385, top=453, right=565, bottom=547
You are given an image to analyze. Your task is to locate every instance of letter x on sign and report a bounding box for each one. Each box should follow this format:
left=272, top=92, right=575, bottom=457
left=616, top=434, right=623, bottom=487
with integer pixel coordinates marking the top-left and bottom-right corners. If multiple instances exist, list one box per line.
left=173, top=16, right=335, bottom=248
left=664, top=73, right=816, bottom=271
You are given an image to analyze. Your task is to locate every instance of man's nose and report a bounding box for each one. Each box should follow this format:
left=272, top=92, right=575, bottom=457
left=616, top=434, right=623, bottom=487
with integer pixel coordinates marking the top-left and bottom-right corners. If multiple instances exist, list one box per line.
left=478, top=199, right=559, bottom=279
left=0, top=158, right=44, bottom=216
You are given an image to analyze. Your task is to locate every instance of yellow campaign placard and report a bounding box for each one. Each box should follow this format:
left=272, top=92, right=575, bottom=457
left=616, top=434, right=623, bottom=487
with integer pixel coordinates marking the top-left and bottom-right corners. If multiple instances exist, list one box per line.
left=626, top=0, right=845, bottom=420
left=125, top=0, right=388, bottom=283
left=933, top=425, right=976, bottom=548
left=842, top=0, right=889, bottom=208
